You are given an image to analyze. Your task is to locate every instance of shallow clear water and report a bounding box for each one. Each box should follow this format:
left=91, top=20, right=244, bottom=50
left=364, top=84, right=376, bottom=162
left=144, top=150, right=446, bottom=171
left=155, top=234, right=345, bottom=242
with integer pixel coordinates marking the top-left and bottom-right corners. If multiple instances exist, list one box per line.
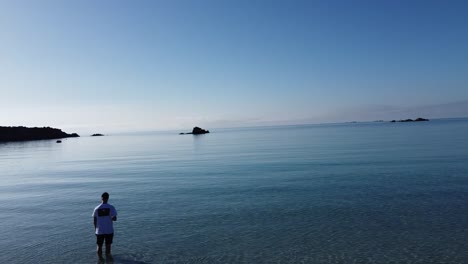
left=1, top=119, right=468, bottom=263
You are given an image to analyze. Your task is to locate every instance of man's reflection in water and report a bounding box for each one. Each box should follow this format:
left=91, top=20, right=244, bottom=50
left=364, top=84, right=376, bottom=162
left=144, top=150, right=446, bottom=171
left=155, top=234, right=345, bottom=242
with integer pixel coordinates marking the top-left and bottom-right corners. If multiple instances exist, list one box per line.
left=97, top=254, right=113, bottom=264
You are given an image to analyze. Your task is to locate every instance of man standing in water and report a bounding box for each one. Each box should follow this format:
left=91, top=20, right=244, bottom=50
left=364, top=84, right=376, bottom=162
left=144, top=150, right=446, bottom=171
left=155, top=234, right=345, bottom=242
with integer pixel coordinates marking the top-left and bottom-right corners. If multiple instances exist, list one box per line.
left=93, top=192, right=117, bottom=256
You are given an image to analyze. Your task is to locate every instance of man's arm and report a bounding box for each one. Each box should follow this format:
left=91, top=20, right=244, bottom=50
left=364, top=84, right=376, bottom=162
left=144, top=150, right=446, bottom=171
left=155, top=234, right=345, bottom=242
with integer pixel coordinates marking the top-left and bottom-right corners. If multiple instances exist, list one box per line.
left=112, top=207, right=117, bottom=221
left=94, top=217, right=97, bottom=230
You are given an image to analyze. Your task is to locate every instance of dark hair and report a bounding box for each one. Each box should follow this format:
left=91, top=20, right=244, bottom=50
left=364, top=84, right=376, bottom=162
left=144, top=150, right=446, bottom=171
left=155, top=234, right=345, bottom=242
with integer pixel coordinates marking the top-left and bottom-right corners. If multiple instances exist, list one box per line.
left=101, top=192, right=109, bottom=200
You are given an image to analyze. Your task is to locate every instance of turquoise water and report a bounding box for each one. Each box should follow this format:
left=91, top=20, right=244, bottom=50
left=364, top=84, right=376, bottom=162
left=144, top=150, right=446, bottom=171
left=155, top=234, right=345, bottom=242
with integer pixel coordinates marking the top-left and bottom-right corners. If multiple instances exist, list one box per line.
left=1, top=119, right=468, bottom=263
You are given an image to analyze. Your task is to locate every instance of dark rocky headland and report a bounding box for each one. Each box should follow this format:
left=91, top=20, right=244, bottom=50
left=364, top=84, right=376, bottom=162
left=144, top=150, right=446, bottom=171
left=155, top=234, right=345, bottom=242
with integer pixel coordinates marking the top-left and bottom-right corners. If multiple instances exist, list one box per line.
left=0, top=126, right=79, bottom=142
left=390, top=118, right=429, bottom=123
left=179, top=126, right=210, bottom=135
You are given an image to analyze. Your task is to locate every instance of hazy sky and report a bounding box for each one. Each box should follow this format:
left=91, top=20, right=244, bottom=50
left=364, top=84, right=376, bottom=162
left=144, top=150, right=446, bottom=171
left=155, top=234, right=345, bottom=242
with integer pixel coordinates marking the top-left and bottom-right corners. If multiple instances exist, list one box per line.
left=1, top=0, right=467, bottom=134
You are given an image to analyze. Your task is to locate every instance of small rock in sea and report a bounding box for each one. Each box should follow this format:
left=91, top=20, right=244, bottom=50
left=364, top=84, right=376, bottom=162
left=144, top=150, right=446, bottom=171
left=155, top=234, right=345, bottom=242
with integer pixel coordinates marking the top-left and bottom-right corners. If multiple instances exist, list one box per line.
left=414, top=117, right=429, bottom=122
left=179, top=126, right=210, bottom=135
left=192, top=126, right=209, bottom=134
left=391, top=117, right=430, bottom=123
left=91, top=133, right=104, bottom=137
left=56, top=140, right=62, bottom=143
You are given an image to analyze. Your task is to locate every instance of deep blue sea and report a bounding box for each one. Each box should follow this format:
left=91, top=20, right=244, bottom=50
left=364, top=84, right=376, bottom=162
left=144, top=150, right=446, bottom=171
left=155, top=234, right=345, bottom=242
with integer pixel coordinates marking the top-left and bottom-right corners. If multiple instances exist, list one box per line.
left=1, top=119, right=468, bottom=263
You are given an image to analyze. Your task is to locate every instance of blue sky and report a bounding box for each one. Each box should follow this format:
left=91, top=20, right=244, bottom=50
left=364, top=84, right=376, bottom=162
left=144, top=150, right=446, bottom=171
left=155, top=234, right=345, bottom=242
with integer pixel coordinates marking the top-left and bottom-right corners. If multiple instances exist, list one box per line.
left=1, top=0, right=467, bottom=134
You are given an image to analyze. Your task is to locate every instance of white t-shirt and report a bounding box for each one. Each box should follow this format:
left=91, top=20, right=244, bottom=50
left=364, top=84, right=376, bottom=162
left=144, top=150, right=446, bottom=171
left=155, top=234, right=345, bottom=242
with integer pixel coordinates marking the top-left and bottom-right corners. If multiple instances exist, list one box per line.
left=92, top=203, right=117, bottom=235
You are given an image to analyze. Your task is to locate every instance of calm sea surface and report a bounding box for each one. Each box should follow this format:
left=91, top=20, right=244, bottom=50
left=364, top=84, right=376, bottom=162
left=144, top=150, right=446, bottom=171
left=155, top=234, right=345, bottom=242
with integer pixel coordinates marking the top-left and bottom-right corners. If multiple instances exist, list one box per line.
left=1, top=119, right=468, bottom=263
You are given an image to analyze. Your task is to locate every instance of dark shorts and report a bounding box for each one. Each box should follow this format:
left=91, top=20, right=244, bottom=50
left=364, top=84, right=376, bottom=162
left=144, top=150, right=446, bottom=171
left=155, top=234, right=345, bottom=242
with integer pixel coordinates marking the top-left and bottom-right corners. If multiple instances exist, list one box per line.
left=96, top=233, right=114, bottom=245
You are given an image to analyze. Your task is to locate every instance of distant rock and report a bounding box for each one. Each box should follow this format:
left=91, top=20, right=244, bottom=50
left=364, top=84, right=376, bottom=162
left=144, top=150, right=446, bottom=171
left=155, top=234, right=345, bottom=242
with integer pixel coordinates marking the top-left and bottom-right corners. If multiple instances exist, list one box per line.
left=390, top=118, right=429, bottom=123
left=179, top=126, right=210, bottom=135
left=0, top=126, right=80, bottom=142
left=192, top=127, right=209, bottom=134
left=414, top=117, right=429, bottom=122
left=56, top=140, right=62, bottom=143
left=91, top=134, right=104, bottom=137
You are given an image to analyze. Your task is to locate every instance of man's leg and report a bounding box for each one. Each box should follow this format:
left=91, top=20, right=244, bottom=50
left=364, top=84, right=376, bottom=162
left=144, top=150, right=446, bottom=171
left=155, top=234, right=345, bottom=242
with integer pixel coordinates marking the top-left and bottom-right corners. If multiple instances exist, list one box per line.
left=105, top=244, right=112, bottom=255
left=97, top=244, right=103, bottom=255
left=105, top=233, right=114, bottom=255
left=96, top=235, right=104, bottom=255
